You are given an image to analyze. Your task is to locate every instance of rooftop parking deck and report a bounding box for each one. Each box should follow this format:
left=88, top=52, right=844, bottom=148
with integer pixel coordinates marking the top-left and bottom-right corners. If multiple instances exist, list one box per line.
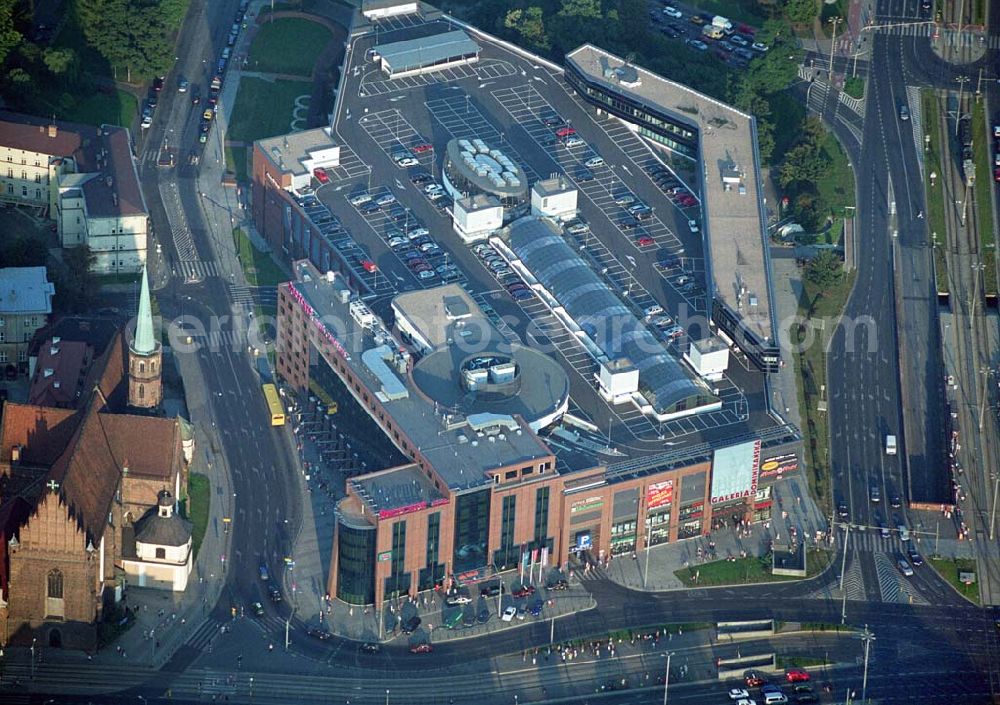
left=565, top=44, right=775, bottom=348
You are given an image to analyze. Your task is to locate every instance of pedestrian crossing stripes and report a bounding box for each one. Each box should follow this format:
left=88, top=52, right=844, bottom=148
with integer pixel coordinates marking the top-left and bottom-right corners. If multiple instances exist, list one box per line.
left=184, top=617, right=224, bottom=652
left=176, top=259, right=222, bottom=280
left=874, top=23, right=997, bottom=48
left=229, top=282, right=254, bottom=306
left=172, top=223, right=199, bottom=261
left=205, top=329, right=246, bottom=350
left=849, top=529, right=912, bottom=554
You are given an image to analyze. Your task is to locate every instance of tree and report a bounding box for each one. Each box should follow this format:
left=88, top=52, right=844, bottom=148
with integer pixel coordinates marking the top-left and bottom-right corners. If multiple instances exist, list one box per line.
left=803, top=250, right=843, bottom=290
left=779, top=142, right=826, bottom=187
left=0, top=0, right=22, bottom=66
left=75, top=0, right=173, bottom=80
left=778, top=116, right=828, bottom=186
left=43, top=47, right=78, bottom=79
left=6, top=66, right=34, bottom=96
left=53, top=245, right=99, bottom=313
left=557, top=0, right=601, bottom=20
left=503, top=7, right=549, bottom=51
left=0, top=234, right=47, bottom=268
left=791, top=189, right=830, bottom=231
left=784, top=0, right=818, bottom=25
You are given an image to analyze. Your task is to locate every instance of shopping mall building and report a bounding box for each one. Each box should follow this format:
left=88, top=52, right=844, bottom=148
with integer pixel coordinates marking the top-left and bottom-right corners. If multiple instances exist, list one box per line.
left=275, top=261, right=799, bottom=607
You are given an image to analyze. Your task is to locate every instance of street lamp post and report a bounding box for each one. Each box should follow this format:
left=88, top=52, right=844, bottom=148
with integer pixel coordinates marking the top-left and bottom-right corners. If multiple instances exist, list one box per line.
left=643, top=535, right=652, bottom=589
left=385, top=689, right=390, bottom=705
left=828, top=17, right=842, bottom=76
left=978, top=367, right=991, bottom=432
left=955, top=76, right=970, bottom=137
left=662, top=651, right=675, bottom=705
left=839, top=522, right=850, bottom=623
left=859, top=625, right=875, bottom=703
left=30, top=637, right=36, bottom=680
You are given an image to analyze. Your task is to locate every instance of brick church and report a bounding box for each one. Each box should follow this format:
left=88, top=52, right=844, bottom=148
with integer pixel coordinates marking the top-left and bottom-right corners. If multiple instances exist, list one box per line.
left=0, top=269, right=190, bottom=650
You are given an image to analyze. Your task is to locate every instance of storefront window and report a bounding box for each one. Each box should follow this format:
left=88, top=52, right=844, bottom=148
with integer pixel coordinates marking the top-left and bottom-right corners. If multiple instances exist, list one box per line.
left=677, top=519, right=702, bottom=539
left=645, top=509, right=671, bottom=546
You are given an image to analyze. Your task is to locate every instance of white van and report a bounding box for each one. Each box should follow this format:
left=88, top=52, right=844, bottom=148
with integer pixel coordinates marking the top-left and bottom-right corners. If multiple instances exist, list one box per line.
left=886, top=434, right=897, bottom=455
left=764, top=694, right=788, bottom=705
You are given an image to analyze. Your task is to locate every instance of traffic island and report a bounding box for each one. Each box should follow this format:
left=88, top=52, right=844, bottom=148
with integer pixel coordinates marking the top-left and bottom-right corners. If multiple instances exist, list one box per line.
left=927, top=556, right=981, bottom=605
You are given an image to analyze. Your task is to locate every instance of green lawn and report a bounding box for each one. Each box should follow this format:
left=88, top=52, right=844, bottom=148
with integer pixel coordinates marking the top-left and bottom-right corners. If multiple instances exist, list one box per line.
left=57, top=90, right=139, bottom=129
left=674, top=549, right=832, bottom=586
left=185, top=473, right=211, bottom=560
left=928, top=556, right=980, bottom=604
left=974, top=0, right=986, bottom=25
left=234, top=227, right=287, bottom=287
left=843, top=77, right=864, bottom=99
left=227, top=77, right=312, bottom=144
left=922, top=90, right=949, bottom=294
left=815, top=132, right=856, bottom=214
left=95, top=271, right=142, bottom=287
left=972, top=102, right=997, bottom=296
left=247, top=18, right=331, bottom=76
left=225, top=144, right=249, bottom=183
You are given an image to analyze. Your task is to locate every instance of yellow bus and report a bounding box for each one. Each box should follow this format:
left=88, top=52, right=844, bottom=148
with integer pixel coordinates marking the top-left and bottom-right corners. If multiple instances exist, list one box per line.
left=262, top=384, right=285, bottom=426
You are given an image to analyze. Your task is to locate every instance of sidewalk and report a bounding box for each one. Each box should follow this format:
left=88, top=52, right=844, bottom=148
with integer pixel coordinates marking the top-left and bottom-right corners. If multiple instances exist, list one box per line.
left=599, top=476, right=828, bottom=592
left=769, top=252, right=805, bottom=434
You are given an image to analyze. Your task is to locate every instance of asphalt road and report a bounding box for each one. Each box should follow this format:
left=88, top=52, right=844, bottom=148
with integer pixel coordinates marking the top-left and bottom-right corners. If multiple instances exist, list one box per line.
left=131, top=0, right=309, bottom=668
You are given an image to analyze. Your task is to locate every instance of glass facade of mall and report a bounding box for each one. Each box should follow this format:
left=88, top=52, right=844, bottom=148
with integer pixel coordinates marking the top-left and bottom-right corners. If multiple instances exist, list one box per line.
left=453, top=489, right=491, bottom=572
left=419, top=512, right=447, bottom=591
left=335, top=521, right=377, bottom=605
left=564, top=63, right=698, bottom=158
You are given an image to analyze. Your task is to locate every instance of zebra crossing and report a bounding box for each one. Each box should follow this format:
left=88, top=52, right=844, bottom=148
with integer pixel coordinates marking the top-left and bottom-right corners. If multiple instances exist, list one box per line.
left=848, top=529, right=911, bottom=555
left=874, top=553, right=928, bottom=604
left=205, top=328, right=246, bottom=351
left=184, top=617, right=225, bottom=652
left=176, top=259, right=223, bottom=280
left=876, top=23, right=997, bottom=48
left=229, top=282, right=254, bottom=306
left=171, top=223, right=199, bottom=262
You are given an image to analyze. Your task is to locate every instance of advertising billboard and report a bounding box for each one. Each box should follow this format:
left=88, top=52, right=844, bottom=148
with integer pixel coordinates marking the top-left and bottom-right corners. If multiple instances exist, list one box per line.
left=570, top=496, right=604, bottom=513
left=759, top=453, right=799, bottom=478
left=710, top=440, right=761, bottom=504
left=645, top=480, right=674, bottom=510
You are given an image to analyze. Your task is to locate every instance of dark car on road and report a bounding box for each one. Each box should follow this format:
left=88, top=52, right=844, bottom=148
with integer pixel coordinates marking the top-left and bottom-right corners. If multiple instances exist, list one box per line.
left=480, top=583, right=502, bottom=597
left=477, top=608, right=491, bottom=624
left=402, top=615, right=422, bottom=634
left=360, top=642, right=380, bottom=654
left=308, top=628, right=332, bottom=641
left=547, top=578, right=569, bottom=591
